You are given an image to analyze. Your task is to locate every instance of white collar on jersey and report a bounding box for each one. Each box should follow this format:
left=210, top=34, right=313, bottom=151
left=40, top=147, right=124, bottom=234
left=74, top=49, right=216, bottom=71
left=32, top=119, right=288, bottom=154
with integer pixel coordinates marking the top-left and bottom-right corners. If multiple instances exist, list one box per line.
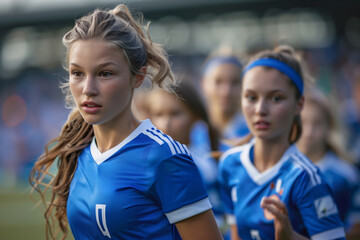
left=90, top=119, right=153, bottom=165
left=240, top=140, right=298, bottom=185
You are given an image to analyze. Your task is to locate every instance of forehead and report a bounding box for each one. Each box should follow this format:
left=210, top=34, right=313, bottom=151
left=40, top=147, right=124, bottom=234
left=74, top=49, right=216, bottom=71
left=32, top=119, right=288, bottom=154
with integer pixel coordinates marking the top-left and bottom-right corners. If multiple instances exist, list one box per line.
left=149, top=90, right=191, bottom=111
left=68, top=39, right=125, bottom=63
left=204, top=63, right=241, bottom=81
left=242, top=67, right=293, bottom=93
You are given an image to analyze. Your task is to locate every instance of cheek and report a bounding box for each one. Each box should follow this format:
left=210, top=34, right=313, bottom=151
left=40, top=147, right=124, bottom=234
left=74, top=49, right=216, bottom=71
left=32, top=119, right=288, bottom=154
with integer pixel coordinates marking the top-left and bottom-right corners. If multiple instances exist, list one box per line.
left=241, top=101, right=254, bottom=118
left=174, top=115, right=192, bottom=130
left=275, top=103, right=297, bottom=120
left=314, top=126, right=327, bottom=141
left=69, top=81, right=80, bottom=98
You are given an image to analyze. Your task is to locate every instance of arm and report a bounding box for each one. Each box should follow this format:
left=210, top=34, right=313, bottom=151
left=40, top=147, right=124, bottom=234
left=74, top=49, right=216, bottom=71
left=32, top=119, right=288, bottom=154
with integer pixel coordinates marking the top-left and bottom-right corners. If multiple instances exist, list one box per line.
left=260, top=196, right=309, bottom=240
left=175, top=209, right=223, bottom=240
left=230, top=224, right=241, bottom=240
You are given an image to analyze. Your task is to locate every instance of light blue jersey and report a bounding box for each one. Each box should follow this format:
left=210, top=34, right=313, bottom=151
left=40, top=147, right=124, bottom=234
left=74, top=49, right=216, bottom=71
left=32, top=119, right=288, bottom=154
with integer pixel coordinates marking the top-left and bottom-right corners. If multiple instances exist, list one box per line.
left=316, top=152, right=360, bottom=228
left=67, top=119, right=211, bottom=239
left=188, top=143, right=223, bottom=225
left=219, top=141, right=345, bottom=240
left=223, top=112, right=249, bottom=140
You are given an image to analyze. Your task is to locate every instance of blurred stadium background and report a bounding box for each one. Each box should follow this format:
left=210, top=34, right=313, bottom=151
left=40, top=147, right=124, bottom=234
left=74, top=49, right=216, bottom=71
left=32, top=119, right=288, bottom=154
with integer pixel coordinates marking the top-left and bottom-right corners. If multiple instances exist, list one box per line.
left=0, top=0, right=359, bottom=239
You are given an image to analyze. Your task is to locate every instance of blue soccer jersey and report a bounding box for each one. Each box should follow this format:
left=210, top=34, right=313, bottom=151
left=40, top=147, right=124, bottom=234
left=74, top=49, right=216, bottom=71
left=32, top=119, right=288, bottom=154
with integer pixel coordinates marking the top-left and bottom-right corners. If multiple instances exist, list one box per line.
left=315, top=151, right=359, bottom=225
left=218, top=140, right=345, bottom=240
left=67, top=119, right=212, bottom=239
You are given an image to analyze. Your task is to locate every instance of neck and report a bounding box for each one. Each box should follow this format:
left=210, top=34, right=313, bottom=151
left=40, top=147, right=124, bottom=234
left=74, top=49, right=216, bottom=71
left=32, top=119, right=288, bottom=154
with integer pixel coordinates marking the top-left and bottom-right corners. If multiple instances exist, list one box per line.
left=253, top=139, right=290, bottom=173
left=93, top=112, right=140, bottom=153
left=302, top=148, right=326, bottom=163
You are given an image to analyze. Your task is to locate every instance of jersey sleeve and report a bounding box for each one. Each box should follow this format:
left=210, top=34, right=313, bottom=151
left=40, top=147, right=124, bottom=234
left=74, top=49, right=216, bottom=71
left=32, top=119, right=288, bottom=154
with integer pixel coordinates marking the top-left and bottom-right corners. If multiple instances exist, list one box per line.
left=292, top=171, right=346, bottom=240
left=150, top=154, right=211, bottom=224
left=218, top=154, right=236, bottom=224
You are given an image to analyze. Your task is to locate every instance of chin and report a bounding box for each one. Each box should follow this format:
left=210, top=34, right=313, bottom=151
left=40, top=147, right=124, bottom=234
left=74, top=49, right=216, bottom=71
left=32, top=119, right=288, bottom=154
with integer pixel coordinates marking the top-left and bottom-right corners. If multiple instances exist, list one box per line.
left=82, top=117, right=102, bottom=125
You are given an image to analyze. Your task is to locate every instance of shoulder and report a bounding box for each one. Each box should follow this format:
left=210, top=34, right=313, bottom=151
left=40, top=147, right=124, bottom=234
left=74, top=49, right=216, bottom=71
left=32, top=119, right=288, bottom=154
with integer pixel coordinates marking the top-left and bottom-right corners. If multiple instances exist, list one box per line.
left=320, top=152, right=359, bottom=185
left=218, top=142, right=249, bottom=174
left=138, top=120, right=191, bottom=158
left=286, top=149, right=323, bottom=188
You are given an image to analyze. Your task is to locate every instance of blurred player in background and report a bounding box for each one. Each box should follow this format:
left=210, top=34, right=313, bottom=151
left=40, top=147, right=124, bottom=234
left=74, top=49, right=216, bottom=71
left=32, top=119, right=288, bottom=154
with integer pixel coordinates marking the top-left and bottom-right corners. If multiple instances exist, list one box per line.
left=297, top=87, right=360, bottom=239
left=201, top=49, right=249, bottom=146
left=218, top=45, right=345, bottom=240
left=29, top=4, right=223, bottom=240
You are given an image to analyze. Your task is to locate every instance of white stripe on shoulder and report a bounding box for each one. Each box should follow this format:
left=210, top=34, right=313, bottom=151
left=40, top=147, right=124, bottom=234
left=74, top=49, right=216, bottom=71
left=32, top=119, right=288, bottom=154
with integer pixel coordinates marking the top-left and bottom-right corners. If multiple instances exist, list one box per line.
left=176, top=142, right=188, bottom=155
left=164, top=134, right=182, bottom=154
left=295, top=152, right=322, bottom=184
left=292, top=154, right=320, bottom=186
left=181, top=144, right=191, bottom=155
left=147, top=129, right=177, bottom=155
left=219, top=144, right=249, bottom=163
left=142, top=129, right=164, bottom=145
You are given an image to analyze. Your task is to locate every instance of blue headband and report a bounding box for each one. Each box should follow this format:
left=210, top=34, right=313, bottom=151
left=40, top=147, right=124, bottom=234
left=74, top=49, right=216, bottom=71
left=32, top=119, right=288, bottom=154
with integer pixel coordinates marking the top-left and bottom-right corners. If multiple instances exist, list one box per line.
left=244, top=58, right=304, bottom=95
left=202, top=56, right=242, bottom=76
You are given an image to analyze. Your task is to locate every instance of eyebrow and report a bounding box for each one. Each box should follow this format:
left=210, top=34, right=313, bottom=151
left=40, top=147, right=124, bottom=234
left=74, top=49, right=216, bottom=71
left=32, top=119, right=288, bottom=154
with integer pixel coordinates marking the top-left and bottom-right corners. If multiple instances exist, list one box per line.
left=69, top=62, right=118, bottom=68
left=244, top=89, right=287, bottom=94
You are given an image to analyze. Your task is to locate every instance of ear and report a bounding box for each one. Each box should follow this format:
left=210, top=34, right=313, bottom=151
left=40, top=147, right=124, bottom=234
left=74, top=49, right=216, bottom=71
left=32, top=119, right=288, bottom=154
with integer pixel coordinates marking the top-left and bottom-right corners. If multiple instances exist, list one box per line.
left=133, top=66, right=147, bottom=88
left=295, top=96, right=304, bottom=115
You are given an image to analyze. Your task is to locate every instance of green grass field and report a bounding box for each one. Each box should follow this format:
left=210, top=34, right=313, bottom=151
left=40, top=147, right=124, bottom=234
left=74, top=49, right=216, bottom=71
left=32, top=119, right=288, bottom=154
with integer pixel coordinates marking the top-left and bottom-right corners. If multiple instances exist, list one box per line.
left=0, top=185, right=74, bottom=240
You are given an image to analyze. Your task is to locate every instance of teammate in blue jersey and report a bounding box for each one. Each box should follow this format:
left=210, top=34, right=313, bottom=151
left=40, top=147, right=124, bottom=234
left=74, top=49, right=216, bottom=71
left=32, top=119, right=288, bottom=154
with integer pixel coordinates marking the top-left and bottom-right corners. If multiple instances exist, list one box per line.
left=201, top=50, right=249, bottom=142
left=147, top=81, right=225, bottom=227
left=29, top=4, right=223, bottom=240
left=218, top=45, right=346, bottom=240
left=297, top=87, right=360, bottom=238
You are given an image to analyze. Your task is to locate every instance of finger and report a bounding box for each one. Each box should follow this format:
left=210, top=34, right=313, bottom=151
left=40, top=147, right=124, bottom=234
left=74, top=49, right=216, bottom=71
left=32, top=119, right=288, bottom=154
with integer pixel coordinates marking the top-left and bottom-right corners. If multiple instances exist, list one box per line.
left=261, top=197, right=288, bottom=215
left=261, top=203, right=286, bottom=220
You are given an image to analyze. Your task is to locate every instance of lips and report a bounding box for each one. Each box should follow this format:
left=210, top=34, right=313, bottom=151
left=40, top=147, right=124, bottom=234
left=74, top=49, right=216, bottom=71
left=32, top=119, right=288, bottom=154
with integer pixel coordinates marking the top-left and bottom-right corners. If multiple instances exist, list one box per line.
left=254, top=120, right=270, bottom=130
left=81, top=101, right=102, bottom=114
left=82, top=101, right=101, bottom=107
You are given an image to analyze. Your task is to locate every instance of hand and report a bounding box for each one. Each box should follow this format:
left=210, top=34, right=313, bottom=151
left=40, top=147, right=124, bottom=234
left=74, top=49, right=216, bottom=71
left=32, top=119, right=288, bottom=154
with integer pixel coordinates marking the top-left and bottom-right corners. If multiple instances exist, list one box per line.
left=260, top=195, right=308, bottom=240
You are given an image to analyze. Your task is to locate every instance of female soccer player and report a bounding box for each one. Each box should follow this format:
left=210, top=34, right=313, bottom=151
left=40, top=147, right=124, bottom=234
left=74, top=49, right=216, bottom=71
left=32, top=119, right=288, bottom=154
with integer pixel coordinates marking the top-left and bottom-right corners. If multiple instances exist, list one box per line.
left=297, top=88, right=360, bottom=237
left=147, top=81, right=225, bottom=225
left=29, top=5, right=223, bottom=240
left=218, top=45, right=345, bottom=240
left=201, top=52, right=249, bottom=142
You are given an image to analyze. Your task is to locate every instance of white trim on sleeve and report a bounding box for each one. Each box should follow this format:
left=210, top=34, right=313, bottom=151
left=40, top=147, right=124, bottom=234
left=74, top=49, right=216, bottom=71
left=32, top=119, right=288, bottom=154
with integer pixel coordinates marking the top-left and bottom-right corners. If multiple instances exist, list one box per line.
left=311, top=227, right=345, bottom=240
left=225, top=214, right=236, bottom=225
left=165, top=198, right=212, bottom=224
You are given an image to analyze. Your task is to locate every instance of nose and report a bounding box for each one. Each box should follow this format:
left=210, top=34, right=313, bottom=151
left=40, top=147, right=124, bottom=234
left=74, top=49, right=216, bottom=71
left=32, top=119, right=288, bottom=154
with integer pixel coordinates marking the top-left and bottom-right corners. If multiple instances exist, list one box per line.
left=218, top=82, right=232, bottom=99
left=255, top=98, right=268, bottom=116
left=82, top=76, right=98, bottom=96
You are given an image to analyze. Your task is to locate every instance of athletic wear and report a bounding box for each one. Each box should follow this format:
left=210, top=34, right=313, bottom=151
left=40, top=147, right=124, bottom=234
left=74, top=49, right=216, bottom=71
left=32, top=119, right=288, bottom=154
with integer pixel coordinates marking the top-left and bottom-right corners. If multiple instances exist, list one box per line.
left=219, top=140, right=345, bottom=240
left=67, top=119, right=211, bottom=239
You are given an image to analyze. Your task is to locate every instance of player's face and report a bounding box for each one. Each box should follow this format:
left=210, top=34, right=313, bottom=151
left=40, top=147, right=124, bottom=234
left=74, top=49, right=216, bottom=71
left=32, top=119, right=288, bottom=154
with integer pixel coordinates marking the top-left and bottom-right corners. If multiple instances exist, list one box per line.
left=202, top=63, right=241, bottom=116
left=241, top=67, right=303, bottom=143
left=297, top=101, right=328, bottom=156
left=149, top=90, right=194, bottom=145
left=68, top=39, right=141, bottom=126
